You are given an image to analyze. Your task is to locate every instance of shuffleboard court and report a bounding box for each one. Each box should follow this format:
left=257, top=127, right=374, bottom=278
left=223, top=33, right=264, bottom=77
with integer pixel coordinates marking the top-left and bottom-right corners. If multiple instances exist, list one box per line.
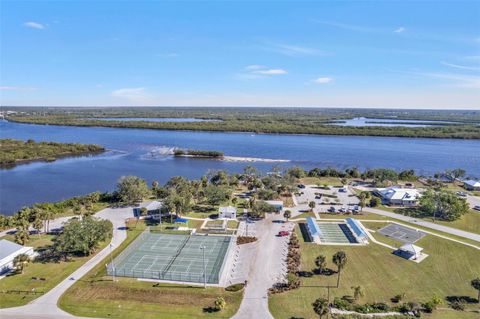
left=378, top=224, right=426, bottom=243
left=107, top=231, right=232, bottom=284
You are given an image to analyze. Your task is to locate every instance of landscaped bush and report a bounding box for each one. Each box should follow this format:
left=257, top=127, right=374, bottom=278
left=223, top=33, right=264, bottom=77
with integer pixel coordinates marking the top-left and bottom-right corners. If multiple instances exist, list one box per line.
left=236, top=236, right=257, bottom=245
left=225, top=283, right=245, bottom=292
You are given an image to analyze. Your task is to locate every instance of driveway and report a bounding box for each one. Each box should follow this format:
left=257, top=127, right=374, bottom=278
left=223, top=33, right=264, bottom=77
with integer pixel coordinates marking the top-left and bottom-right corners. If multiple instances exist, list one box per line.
left=232, top=214, right=293, bottom=319
left=0, top=206, right=133, bottom=319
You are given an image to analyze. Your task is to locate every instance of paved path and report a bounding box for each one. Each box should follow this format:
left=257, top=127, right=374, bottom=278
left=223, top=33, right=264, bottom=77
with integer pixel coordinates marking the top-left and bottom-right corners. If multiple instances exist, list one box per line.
left=0, top=207, right=133, bottom=319
left=364, top=207, right=480, bottom=242
left=0, top=216, right=74, bottom=238
left=232, top=215, right=292, bottom=319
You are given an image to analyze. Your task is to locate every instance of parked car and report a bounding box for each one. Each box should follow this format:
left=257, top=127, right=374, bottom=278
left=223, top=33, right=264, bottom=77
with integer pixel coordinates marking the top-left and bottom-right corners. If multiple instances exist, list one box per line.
left=278, top=230, right=289, bottom=237
left=328, top=206, right=336, bottom=213
left=456, top=191, right=467, bottom=197
left=315, top=195, right=322, bottom=199
left=339, top=188, right=347, bottom=193
left=339, top=207, right=347, bottom=213
left=474, top=205, right=480, bottom=211
left=298, top=184, right=306, bottom=189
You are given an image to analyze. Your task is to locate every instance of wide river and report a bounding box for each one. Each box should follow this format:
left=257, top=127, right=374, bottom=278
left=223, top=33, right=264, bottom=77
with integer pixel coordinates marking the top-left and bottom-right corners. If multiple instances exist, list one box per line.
left=1, top=120, right=480, bottom=214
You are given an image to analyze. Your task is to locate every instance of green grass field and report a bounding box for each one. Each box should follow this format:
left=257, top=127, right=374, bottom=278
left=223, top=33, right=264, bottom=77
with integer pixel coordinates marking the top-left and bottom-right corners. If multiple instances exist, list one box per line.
left=269, top=225, right=480, bottom=319
left=59, top=220, right=242, bottom=318
left=0, top=234, right=110, bottom=308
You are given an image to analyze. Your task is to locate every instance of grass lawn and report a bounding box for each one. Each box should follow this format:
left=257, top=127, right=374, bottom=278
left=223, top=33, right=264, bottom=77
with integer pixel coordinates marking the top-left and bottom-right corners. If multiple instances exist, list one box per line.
left=227, top=220, right=239, bottom=229
left=268, top=225, right=480, bottom=319
left=0, top=233, right=110, bottom=308
left=59, top=219, right=243, bottom=319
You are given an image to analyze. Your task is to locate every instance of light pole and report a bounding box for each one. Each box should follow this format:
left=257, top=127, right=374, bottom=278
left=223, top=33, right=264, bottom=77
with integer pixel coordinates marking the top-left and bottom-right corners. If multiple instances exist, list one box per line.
left=109, top=243, right=115, bottom=282
left=200, top=245, right=206, bottom=288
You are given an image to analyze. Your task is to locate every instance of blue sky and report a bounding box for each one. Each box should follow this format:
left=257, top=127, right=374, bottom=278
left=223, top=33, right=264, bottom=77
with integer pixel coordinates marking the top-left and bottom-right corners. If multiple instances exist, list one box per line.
left=1, top=1, right=479, bottom=109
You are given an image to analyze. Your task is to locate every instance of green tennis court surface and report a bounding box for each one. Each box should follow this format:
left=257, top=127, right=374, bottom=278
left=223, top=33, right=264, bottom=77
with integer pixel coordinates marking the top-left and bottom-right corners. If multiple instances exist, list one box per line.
left=107, top=232, right=232, bottom=284
left=317, top=223, right=357, bottom=244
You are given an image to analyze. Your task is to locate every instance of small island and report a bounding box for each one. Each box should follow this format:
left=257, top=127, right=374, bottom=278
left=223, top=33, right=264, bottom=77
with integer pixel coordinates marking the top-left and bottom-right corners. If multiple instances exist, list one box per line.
left=0, top=139, right=105, bottom=168
left=173, top=149, right=224, bottom=158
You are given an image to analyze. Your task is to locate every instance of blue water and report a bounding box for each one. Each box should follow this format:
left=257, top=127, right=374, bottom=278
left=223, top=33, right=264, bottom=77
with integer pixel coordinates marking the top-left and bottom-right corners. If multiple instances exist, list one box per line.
left=331, top=117, right=457, bottom=127
left=85, top=117, right=221, bottom=122
left=1, top=120, right=479, bottom=214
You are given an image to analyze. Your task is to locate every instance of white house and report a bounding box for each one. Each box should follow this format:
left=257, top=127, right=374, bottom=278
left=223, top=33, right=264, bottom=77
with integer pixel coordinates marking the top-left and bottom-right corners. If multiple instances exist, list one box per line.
left=218, top=206, right=237, bottom=219
left=133, top=201, right=163, bottom=218
left=0, top=239, right=34, bottom=275
left=375, top=187, right=420, bottom=206
left=463, top=180, right=480, bottom=191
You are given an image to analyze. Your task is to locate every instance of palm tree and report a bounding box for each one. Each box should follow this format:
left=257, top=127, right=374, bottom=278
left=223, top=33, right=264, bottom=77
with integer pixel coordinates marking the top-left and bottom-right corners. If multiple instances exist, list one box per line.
left=315, top=255, right=327, bottom=274
left=13, top=253, right=30, bottom=274
left=14, top=228, right=30, bottom=245
left=332, top=251, right=347, bottom=288
left=312, top=298, right=329, bottom=319
left=351, top=285, right=364, bottom=301
left=471, top=278, right=480, bottom=304
left=283, top=210, right=292, bottom=221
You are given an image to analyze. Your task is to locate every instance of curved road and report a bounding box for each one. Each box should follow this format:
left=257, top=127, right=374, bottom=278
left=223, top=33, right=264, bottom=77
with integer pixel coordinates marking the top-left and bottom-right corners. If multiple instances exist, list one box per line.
left=0, top=207, right=133, bottom=319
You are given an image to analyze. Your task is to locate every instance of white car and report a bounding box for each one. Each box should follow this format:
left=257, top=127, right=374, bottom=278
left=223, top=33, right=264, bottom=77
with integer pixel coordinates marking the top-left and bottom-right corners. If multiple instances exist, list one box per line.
left=474, top=205, right=480, bottom=211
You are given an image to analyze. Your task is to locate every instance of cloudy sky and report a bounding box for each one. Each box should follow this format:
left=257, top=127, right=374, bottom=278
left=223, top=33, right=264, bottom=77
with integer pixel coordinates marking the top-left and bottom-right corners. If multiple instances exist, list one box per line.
left=1, top=1, right=479, bottom=109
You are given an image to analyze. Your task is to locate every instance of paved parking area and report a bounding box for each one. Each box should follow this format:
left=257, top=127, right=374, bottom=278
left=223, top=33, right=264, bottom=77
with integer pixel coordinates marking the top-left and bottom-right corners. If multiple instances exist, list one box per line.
left=378, top=223, right=426, bottom=243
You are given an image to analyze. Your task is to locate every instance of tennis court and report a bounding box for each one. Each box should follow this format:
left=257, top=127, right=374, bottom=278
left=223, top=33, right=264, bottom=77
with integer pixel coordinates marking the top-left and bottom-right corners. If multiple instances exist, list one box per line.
left=107, top=231, right=233, bottom=284
left=378, top=223, right=426, bottom=244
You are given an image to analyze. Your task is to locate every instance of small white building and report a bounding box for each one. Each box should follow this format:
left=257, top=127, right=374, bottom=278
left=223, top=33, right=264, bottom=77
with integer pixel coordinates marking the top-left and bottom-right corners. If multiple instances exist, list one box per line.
left=218, top=206, right=237, bottom=219
left=463, top=180, right=480, bottom=191
left=133, top=201, right=163, bottom=218
left=375, top=187, right=420, bottom=206
left=0, top=239, right=34, bottom=275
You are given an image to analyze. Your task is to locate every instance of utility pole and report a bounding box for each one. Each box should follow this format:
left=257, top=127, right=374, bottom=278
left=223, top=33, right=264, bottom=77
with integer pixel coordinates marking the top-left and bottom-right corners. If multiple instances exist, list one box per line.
left=201, top=245, right=206, bottom=288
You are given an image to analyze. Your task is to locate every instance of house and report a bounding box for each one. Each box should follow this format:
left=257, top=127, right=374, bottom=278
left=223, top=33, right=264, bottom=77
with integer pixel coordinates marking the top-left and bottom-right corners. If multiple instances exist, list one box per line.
left=0, top=239, right=34, bottom=275
left=264, top=200, right=284, bottom=212
left=133, top=201, right=163, bottom=218
left=463, top=180, right=480, bottom=191
left=375, top=187, right=420, bottom=206
left=218, top=206, right=237, bottom=219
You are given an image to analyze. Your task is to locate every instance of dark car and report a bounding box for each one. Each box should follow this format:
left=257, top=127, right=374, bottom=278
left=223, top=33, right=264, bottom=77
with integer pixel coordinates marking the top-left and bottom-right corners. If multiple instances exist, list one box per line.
left=298, top=184, right=306, bottom=189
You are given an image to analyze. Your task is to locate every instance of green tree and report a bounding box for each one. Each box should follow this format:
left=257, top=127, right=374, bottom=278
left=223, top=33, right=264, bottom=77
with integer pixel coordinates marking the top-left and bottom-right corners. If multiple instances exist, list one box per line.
left=116, top=175, right=151, bottom=205
left=369, top=197, right=381, bottom=207
left=309, top=201, right=316, bottom=212
left=283, top=210, right=291, bottom=221
left=332, top=251, right=348, bottom=288
left=14, top=228, right=30, bottom=245
left=471, top=278, right=480, bottom=304
left=315, top=255, right=327, bottom=274
left=214, top=297, right=226, bottom=311
left=12, top=253, right=30, bottom=274
left=204, top=185, right=230, bottom=207
left=420, top=190, right=469, bottom=221
left=312, top=298, right=329, bottom=319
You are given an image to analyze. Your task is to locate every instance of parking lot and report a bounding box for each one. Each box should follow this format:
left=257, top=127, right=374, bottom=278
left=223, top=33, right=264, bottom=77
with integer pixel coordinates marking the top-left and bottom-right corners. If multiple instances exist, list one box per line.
left=294, top=184, right=359, bottom=214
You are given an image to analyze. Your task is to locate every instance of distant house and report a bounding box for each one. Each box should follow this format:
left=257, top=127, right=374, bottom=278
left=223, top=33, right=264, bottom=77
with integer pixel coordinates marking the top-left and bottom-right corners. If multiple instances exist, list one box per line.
left=374, top=187, right=420, bottom=206
left=463, top=180, right=480, bottom=191
left=0, top=239, right=34, bottom=275
left=133, top=201, right=163, bottom=218
left=264, top=200, right=284, bottom=212
left=218, top=206, right=237, bottom=219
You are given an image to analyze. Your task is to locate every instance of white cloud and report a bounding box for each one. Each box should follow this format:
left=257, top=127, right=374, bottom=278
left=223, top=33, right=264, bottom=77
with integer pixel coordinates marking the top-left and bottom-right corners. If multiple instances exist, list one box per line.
left=24, top=22, right=45, bottom=29
left=238, top=65, right=287, bottom=79
left=313, top=77, right=332, bottom=84
left=441, top=61, right=480, bottom=71
left=261, top=42, right=326, bottom=57
left=111, top=87, right=151, bottom=102
left=0, top=86, right=37, bottom=91
left=253, top=69, right=287, bottom=75
left=245, top=65, right=265, bottom=70
left=394, top=27, right=406, bottom=33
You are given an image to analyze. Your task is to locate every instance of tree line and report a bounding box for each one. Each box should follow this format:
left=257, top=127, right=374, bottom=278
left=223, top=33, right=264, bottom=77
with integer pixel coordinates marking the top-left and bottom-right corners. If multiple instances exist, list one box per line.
left=0, top=138, right=104, bottom=167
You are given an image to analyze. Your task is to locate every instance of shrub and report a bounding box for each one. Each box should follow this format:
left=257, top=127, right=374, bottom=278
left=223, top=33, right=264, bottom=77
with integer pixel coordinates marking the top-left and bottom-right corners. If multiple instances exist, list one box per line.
left=225, top=283, right=245, bottom=292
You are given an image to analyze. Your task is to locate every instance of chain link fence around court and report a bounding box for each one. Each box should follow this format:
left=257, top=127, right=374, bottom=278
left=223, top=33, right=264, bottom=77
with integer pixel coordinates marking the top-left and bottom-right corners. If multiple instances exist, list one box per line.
left=106, top=229, right=232, bottom=285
